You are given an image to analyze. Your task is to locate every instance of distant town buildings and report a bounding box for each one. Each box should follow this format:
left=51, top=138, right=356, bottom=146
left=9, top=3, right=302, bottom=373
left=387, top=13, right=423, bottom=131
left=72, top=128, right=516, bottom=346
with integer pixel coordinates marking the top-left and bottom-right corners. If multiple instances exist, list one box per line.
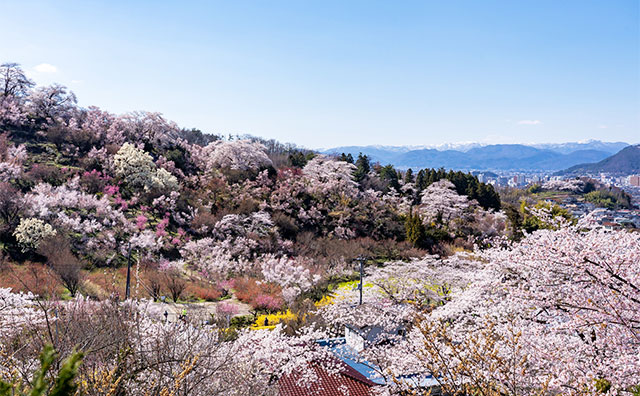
left=468, top=170, right=640, bottom=229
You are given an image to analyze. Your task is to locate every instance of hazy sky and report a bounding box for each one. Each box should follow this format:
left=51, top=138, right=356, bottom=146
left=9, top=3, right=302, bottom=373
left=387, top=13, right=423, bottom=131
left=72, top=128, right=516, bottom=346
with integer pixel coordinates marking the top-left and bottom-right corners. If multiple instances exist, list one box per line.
left=2, top=0, right=638, bottom=148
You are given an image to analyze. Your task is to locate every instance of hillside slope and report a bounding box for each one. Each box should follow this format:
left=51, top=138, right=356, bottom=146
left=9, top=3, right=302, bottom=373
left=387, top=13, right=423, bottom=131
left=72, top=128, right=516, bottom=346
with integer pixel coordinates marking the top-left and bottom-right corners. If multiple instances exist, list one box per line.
left=561, top=145, right=640, bottom=175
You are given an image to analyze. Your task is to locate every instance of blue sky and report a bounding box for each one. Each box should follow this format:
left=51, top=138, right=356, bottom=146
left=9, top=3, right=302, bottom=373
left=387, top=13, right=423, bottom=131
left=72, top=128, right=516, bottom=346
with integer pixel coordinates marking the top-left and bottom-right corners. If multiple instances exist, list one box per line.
left=1, top=0, right=638, bottom=148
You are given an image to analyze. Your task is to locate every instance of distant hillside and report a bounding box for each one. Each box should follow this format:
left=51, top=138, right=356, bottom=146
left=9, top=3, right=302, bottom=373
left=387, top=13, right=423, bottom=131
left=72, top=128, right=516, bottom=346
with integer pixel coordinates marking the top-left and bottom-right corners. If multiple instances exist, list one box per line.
left=325, top=143, right=619, bottom=171
left=560, top=145, right=640, bottom=175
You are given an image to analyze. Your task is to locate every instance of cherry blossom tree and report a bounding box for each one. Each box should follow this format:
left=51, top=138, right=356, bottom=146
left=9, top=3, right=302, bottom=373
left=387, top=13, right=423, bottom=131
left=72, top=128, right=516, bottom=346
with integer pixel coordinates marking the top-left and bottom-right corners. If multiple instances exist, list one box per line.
left=260, top=255, right=320, bottom=303
left=542, top=178, right=585, bottom=192
left=0, top=135, right=26, bottom=182
left=422, top=221, right=640, bottom=394
left=0, top=63, right=34, bottom=98
left=419, top=179, right=471, bottom=224
left=197, top=139, right=273, bottom=172
left=0, top=96, right=28, bottom=127
left=106, top=111, right=182, bottom=147
left=302, top=156, right=357, bottom=195
left=27, top=83, right=77, bottom=123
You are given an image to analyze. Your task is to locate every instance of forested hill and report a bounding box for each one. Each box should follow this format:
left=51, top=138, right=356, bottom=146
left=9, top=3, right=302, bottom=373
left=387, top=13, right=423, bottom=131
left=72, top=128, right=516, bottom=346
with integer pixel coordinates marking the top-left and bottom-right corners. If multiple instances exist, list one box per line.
left=560, top=144, right=640, bottom=175
left=0, top=62, right=504, bottom=305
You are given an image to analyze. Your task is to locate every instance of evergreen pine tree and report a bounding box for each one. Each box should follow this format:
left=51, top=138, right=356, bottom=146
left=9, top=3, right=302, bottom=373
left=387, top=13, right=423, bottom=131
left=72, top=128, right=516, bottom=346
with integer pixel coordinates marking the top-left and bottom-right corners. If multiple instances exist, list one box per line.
left=405, top=209, right=426, bottom=248
left=354, top=153, right=370, bottom=182
left=415, top=169, right=426, bottom=191
left=404, top=168, right=414, bottom=184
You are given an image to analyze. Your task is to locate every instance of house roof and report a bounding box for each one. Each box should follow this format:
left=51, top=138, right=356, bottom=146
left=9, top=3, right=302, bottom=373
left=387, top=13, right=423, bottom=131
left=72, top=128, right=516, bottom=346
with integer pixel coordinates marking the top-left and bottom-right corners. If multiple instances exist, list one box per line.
left=345, top=324, right=404, bottom=344
left=279, top=355, right=376, bottom=396
left=317, top=337, right=442, bottom=389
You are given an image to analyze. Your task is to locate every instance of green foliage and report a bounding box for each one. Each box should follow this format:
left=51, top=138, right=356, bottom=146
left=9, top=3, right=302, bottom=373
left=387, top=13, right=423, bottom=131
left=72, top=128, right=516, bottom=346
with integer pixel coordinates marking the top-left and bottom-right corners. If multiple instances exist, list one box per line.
left=415, top=168, right=500, bottom=211
left=503, top=203, right=524, bottom=240
left=424, top=226, right=450, bottom=244
left=162, top=146, right=190, bottom=173
left=229, top=314, right=255, bottom=329
left=302, top=273, right=361, bottom=302
left=594, top=378, right=611, bottom=393
left=405, top=210, right=426, bottom=248
left=378, top=164, right=401, bottom=191
left=584, top=189, right=632, bottom=210
left=0, top=344, right=83, bottom=396
left=337, top=152, right=354, bottom=164
left=415, top=169, right=425, bottom=189
left=353, top=153, right=370, bottom=182
left=527, top=183, right=542, bottom=193
left=288, top=151, right=315, bottom=168
left=403, top=168, right=414, bottom=184
left=520, top=201, right=574, bottom=233
left=178, top=128, right=221, bottom=146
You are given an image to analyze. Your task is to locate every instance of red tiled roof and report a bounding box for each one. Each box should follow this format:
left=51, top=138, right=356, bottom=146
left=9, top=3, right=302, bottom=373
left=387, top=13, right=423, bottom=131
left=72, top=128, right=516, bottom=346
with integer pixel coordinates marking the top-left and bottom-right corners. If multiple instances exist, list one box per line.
left=279, top=357, right=376, bottom=396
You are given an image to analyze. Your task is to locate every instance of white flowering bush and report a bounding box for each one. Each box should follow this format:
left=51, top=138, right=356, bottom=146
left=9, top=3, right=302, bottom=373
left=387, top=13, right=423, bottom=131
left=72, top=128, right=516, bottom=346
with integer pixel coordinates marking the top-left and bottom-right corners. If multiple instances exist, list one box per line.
left=13, top=217, right=57, bottom=251
left=113, top=143, right=155, bottom=189
left=113, top=142, right=178, bottom=192
left=150, top=167, right=179, bottom=191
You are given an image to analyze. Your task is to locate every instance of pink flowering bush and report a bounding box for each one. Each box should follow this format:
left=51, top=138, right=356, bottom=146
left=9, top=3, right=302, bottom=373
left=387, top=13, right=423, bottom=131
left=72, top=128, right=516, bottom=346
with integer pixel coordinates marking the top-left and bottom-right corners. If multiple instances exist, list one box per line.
left=252, top=294, right=284, bottom=312
left=135, top=214, right=148, bottom=230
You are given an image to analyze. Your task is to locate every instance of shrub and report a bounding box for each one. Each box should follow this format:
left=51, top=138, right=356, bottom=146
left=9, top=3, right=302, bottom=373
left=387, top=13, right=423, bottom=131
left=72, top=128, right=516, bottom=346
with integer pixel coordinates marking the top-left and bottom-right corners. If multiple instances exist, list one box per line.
left=26, top=164, right=69, bottom=186
left=13, top=218, right=56, bottom=252
left=38, top=235, right=84, bottom=297
left=253, top=294, right=284, bottom=312
left=0, top=262, right=61, bottom=298
left=229, top=314, right=254, bottom=329
left=185, top=282, right=222, bottom=301
left=234, top=277, right=284, bottom=312
left=0, top=344, right=83, bottom=396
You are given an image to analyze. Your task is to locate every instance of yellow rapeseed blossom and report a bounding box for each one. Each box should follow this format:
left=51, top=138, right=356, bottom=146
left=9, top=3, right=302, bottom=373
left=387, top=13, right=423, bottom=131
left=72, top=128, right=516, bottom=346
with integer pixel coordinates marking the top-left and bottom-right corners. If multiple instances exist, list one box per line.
left=251, top=310, right=296, bottom=330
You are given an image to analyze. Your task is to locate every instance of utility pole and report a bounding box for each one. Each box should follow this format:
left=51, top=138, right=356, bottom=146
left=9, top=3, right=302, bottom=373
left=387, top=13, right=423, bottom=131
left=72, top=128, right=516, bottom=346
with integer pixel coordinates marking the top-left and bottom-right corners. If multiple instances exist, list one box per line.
left=125, top=241, right=132, bottom=300
left=357, top=256, right=365, bottom=305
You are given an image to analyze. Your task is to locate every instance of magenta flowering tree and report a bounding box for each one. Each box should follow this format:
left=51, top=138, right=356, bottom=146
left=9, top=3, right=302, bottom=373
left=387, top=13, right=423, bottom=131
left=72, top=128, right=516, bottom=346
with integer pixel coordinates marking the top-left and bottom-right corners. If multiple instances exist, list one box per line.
left=135, top=214, right=148, bottom=230
left=252, top=294, right=284, bottom=312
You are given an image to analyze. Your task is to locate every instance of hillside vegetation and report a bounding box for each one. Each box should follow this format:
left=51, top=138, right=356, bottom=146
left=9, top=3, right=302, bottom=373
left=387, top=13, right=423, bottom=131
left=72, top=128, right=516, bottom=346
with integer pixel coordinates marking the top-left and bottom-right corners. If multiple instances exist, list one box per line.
left=0, top=62, right=502, bottom=306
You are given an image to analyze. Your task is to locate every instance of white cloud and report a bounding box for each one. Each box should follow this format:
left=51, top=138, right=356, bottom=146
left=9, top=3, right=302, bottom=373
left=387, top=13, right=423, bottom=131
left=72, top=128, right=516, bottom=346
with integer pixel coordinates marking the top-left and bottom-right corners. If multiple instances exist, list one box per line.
left=33, top=63, right=57, bottom=73
left=517, top=120, right=542, bottom=125
left=597, top=124, right=608, bottom=129
left=71, top=80, right=83, bottom=84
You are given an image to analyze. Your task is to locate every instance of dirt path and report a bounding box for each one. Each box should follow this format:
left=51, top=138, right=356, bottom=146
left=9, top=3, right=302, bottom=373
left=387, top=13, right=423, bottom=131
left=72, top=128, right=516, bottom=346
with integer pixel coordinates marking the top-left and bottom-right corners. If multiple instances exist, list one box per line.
left=149, top=296, right=253, bottom=323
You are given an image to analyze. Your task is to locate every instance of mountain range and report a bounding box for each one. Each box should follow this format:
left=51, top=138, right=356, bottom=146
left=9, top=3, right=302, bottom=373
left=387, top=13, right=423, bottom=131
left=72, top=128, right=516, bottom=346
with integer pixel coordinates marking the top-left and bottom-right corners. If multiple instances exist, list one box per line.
left=323, top=140, right=631, bottom=172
